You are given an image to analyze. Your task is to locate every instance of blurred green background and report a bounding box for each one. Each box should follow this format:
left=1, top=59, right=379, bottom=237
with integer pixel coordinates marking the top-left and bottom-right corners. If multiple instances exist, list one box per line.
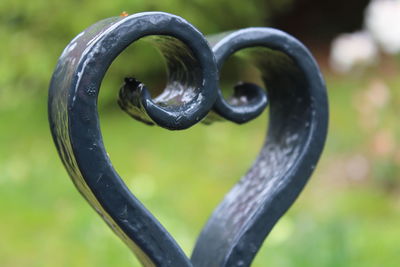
left=1, top=0, right=400, bottom=266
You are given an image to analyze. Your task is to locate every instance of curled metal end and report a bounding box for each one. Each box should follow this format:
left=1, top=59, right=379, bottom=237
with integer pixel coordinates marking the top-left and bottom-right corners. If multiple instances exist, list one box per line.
left=223, top=81, right=268, bottom=123
left=205, top=31, right=275, bottom=124
left=118, top=77, right=154, bottom=126
left=114, top=32, right=217, bottom=130
left=118, top=77, right=154, bottom=125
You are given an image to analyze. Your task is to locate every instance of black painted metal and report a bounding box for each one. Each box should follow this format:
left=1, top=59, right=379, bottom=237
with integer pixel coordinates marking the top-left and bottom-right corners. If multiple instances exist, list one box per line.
left=192, top=28, right=328, bottom=266
left=206, top=31, right=269, bottom=124
left=48, top=12, right=328, bottom=267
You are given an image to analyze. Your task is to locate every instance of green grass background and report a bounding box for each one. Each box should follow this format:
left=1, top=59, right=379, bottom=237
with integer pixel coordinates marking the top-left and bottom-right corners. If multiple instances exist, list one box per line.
left=1, top=0, right=400, bottom=266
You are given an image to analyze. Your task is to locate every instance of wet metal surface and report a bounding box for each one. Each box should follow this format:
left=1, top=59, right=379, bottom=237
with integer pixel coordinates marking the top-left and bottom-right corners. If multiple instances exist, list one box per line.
left=192, top=28, right=328, bottom=267
left=48, top=12, right=328, bottom=267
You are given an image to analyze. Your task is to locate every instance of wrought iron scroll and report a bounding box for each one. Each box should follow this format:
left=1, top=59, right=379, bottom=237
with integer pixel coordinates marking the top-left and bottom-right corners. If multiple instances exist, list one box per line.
left=48, top=12, right=328, bottom=267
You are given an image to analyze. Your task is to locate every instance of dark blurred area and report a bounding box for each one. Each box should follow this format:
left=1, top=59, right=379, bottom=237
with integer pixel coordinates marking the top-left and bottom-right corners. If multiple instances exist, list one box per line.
left=270, top=0, right=370, bottom=42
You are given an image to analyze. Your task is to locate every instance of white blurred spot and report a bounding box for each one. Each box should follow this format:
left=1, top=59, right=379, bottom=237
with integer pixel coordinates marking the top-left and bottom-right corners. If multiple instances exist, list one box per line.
left=365, top=0, right=400, bottom=54
left=330, top=31, right=378, bottom=73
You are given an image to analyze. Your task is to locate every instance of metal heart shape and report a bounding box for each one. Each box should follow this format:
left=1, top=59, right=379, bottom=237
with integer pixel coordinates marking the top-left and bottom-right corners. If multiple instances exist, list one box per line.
left=48, top=12, right=328, bottom=267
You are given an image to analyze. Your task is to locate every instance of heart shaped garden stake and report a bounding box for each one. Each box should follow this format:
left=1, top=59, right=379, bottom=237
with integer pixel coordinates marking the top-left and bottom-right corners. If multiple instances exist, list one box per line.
left=48, top=12, right=328, bottom=267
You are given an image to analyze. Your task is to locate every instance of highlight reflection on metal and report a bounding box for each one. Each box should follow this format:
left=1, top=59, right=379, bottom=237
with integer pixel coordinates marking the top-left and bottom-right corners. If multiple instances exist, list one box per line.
left=48, top=12, right=328, bottom=267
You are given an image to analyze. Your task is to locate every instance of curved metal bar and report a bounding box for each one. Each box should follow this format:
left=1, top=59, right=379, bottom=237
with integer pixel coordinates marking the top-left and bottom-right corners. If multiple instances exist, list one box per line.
left=49, top=14, right=328, bottom=267
left=48, top=12, right=219, bottom=266
left=205, top=32, right=269, bottom=124
left=191, top=28, right=329, bottom=267
left=118, top=34, right=218, bottom=129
